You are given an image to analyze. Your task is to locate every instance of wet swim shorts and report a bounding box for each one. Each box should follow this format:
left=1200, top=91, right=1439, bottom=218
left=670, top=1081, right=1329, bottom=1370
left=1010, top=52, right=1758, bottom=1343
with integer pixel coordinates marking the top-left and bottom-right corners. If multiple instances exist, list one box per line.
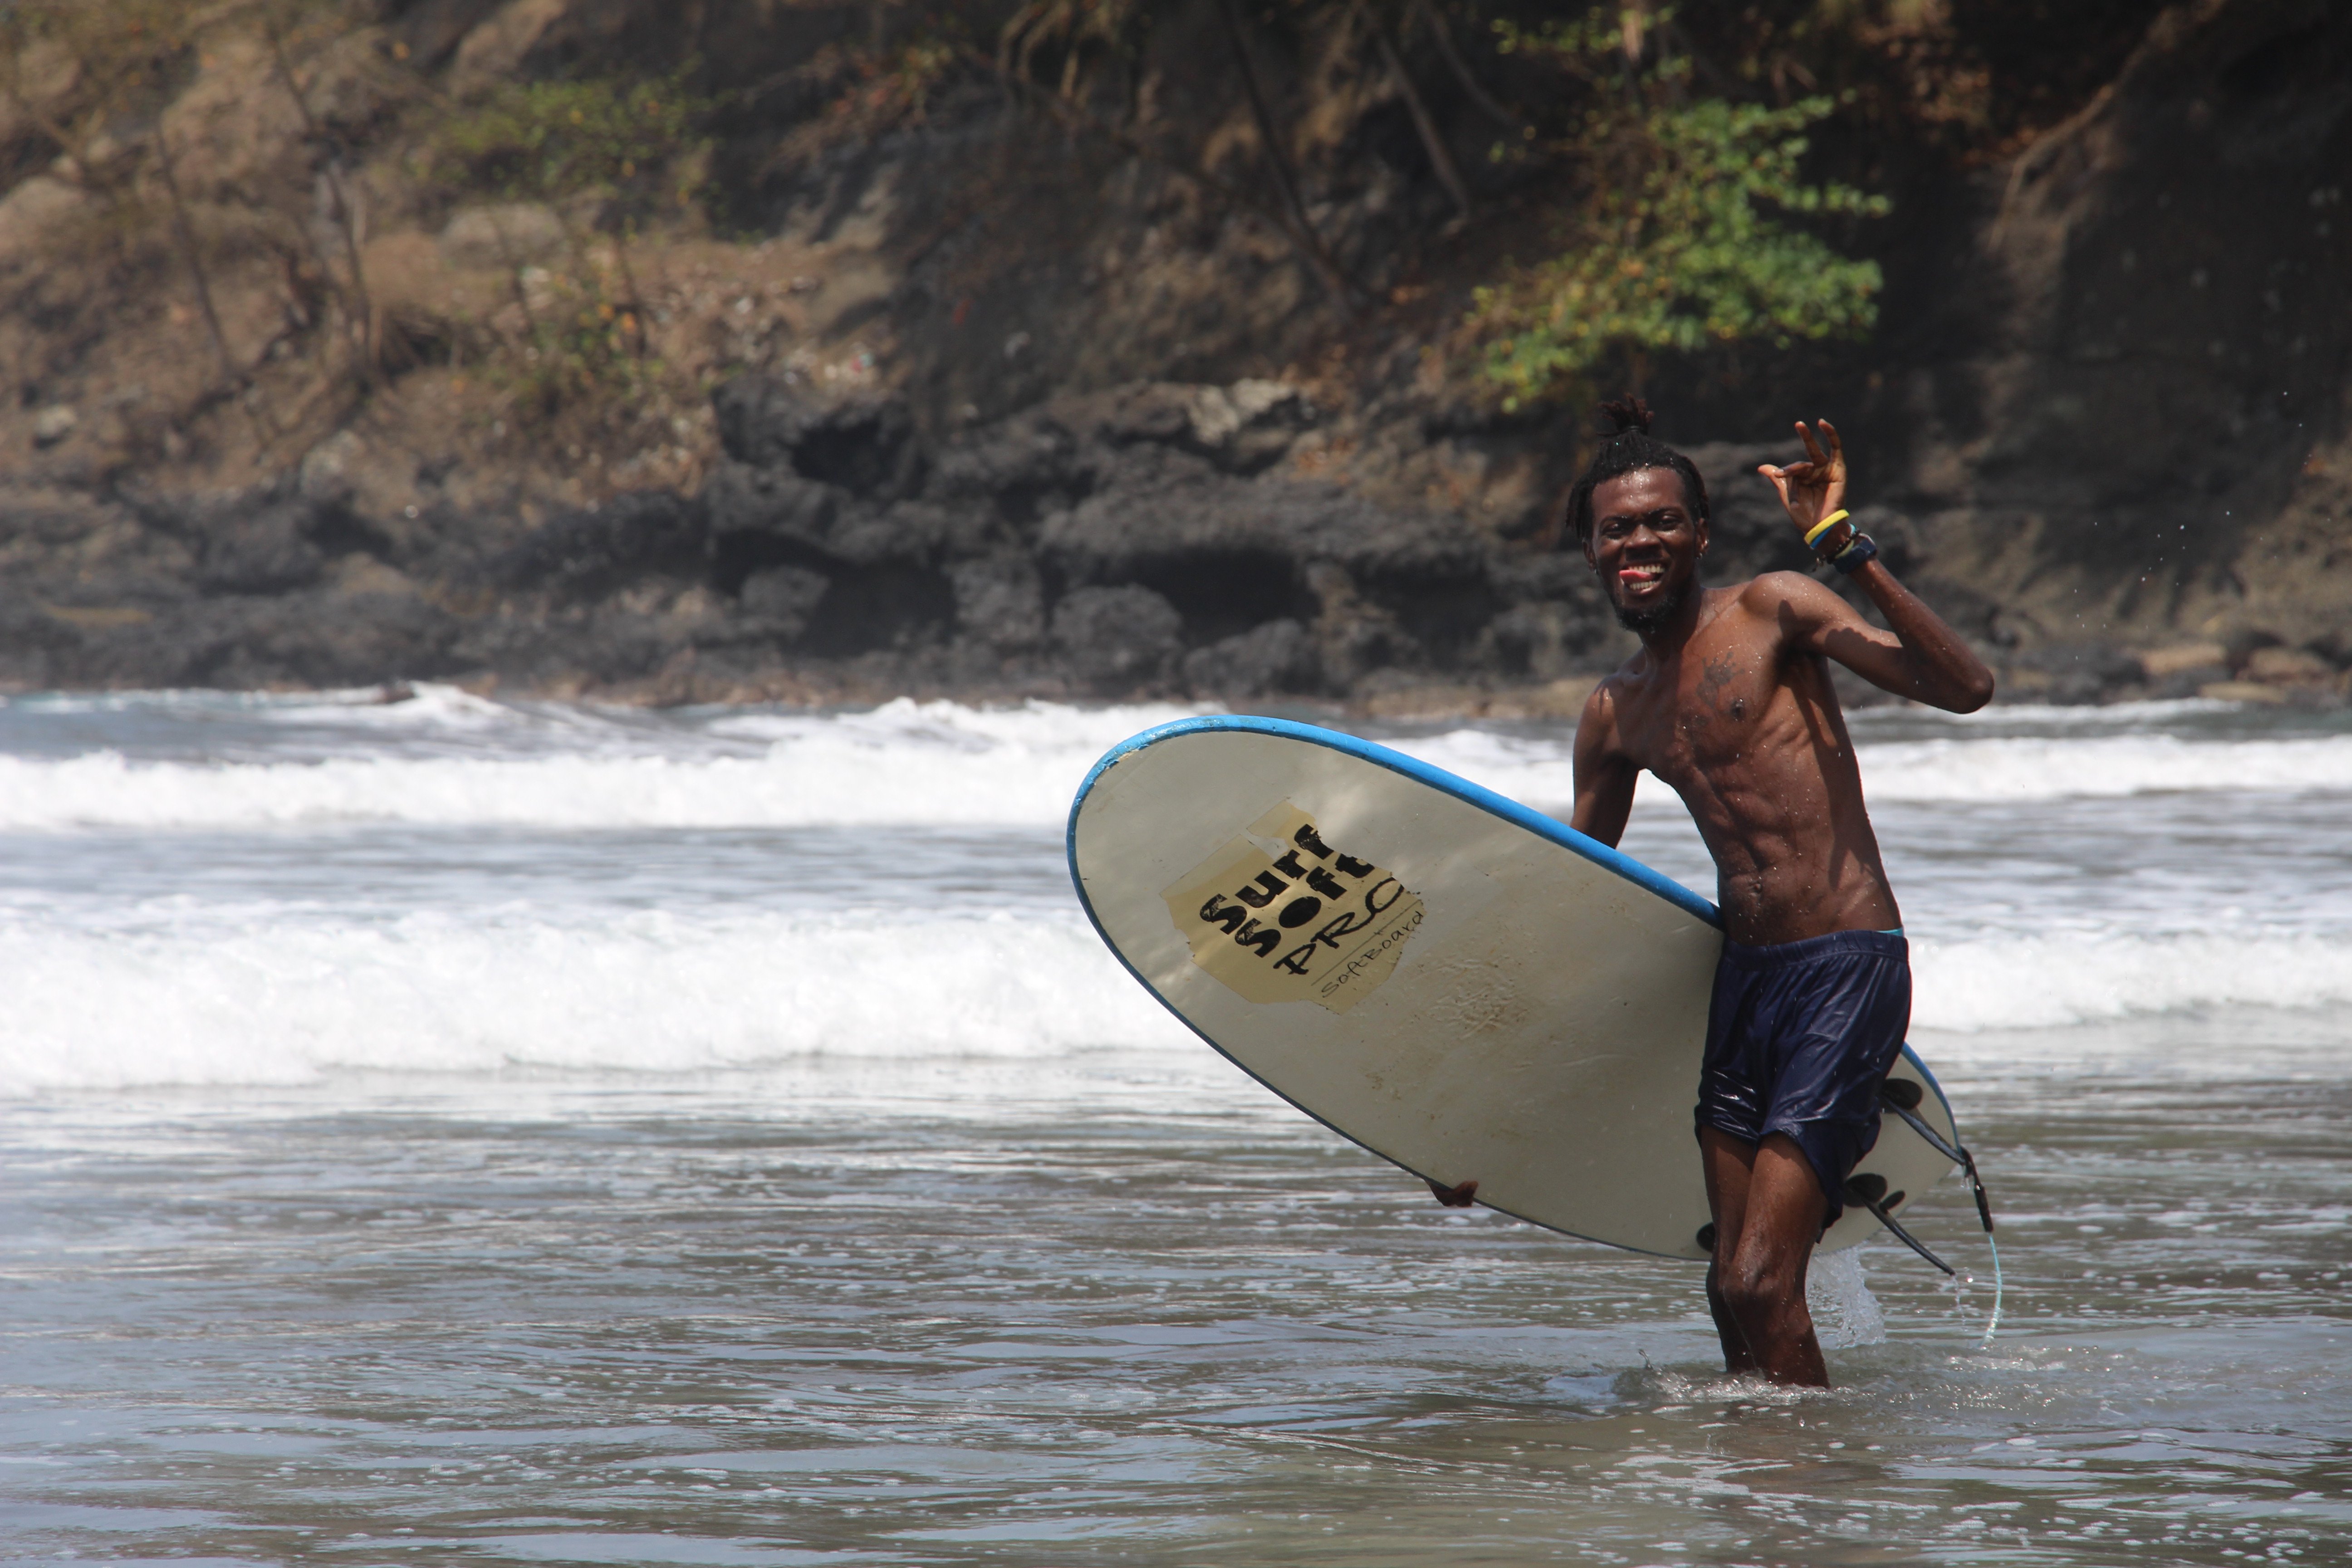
left=1694, top=929, right=1912, bottom=1227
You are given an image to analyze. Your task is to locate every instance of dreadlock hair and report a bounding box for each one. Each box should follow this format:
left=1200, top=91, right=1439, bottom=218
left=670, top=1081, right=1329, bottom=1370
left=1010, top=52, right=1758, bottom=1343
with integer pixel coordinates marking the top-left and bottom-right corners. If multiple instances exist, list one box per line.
left=1560, top=395, right=1710, bottom=548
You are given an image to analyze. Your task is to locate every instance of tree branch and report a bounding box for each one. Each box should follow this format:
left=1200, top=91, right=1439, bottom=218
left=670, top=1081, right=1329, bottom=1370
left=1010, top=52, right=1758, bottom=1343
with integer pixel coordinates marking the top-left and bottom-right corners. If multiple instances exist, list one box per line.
left=1355, top=0, right=1471, bottom=230
left=1411, top=0, right=1516, bottom=126
left=981, top=44, right=1359, bottom=314
left=262, top=6, right=380, bottom=389
left=1210, top=0, right=1360, bottom=312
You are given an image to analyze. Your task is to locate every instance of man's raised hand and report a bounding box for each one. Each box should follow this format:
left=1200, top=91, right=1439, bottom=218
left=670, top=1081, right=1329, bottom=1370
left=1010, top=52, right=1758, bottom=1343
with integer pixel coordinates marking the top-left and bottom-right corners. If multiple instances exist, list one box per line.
left=1756, top=418, right=1850, bottom=538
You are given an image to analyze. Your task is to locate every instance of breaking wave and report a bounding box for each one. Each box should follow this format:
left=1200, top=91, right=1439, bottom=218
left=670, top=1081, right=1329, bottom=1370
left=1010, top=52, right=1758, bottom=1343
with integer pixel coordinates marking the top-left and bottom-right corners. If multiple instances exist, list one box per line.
left=5, top=907, right=2348, bottom=1093
left=0, top=694, right=2342, bottom=832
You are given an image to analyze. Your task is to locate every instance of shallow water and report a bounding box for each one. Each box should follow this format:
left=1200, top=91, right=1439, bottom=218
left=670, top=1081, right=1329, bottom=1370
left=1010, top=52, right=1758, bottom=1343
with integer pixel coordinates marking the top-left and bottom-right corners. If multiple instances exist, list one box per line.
left=2, top=691, right=2349, bottom=1563
left=6, top=1055, right=2348, bottom=1566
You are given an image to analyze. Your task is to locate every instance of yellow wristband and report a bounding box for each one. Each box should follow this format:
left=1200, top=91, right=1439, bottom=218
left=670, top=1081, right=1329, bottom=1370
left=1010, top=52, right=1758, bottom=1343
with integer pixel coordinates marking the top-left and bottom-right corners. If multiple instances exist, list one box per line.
left=1803, top=509, right=1851, bottom=548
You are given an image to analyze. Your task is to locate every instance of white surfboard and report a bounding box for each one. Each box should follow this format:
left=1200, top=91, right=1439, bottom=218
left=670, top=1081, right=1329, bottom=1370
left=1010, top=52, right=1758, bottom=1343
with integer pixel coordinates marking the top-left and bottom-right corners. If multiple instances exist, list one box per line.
left=1067, top=715, right=1960, bottom=1260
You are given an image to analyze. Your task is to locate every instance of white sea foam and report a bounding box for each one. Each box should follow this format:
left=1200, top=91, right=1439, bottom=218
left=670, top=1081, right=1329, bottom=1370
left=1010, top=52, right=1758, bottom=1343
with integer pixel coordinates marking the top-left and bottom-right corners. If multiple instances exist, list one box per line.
left=4, top=899, right=2347, bottom=1093
left=0, top=692, right=2342, bottom=1095
left=0, top=910, right=1187, bottom=1094
left=1859, top=696, right=2240, bottom=729
left=0, top=698, right=1207, bottom=830
left=1858, top=733, right=2352, bottom=802
left=1392, top=727, right=2352, bottom=813
left=0, top=699, right=2340, bottom=833
left=1913, top=931, right=2352, bottom=1032
left=6, top=680, right=557, bottom=740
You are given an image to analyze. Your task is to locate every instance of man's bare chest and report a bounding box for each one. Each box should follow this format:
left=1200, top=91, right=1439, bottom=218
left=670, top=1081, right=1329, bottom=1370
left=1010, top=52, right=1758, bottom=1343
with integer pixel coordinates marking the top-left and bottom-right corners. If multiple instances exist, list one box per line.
left=1616, top=643, right=1783, bottom=782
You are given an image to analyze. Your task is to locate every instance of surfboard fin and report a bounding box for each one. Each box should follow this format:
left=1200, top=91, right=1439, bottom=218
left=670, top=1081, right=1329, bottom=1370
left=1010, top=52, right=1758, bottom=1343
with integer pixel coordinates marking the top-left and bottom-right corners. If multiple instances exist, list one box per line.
left=1843, top=1173, right=1956, bottom=1276
left=1426, top=1177, right=1479, bottom=1208
left=1880, top=1079, right=1997, bottom=1235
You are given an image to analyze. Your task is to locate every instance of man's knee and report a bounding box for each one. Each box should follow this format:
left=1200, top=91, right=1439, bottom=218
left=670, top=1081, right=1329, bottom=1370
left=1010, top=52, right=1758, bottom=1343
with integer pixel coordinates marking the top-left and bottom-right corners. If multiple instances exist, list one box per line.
left=1719, top=1249, right=1803, bottom=1325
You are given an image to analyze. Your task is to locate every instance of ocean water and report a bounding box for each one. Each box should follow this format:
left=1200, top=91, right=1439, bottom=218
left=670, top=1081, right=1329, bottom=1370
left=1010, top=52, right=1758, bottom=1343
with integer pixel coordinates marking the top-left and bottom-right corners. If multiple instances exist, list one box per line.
left=1, top=688, right=2347, bottom=1565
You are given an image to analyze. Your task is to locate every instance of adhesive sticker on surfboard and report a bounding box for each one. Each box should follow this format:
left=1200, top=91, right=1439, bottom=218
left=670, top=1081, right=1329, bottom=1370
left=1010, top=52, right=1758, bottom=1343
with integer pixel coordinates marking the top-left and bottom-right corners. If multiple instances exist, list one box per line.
left=1160, top=801, right=1424, bottom=1013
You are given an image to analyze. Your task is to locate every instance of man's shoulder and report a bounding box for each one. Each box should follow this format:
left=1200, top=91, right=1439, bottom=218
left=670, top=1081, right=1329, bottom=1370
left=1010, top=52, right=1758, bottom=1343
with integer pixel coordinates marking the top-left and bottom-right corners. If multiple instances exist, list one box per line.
left=1717, top=571, right=1846, bottom=648
left=1579, top=661, right=1638, bottom=734
left=1729, top=569, right=1828, bottom=613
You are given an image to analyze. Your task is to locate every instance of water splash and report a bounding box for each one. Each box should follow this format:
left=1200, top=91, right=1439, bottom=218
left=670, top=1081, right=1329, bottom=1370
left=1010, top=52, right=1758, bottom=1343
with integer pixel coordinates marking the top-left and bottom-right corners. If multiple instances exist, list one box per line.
left=1807, top=1246, right=1887, bottom=1348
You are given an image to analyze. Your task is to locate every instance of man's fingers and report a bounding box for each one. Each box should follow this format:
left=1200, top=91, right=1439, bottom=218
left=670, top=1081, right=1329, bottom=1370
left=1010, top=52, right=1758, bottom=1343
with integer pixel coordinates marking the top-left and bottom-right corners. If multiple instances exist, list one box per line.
left=1818, top=417, right=1845, bottom=470
left=1797, top=420, right=1828, bottom=464
left=1776, top=461, right=1822, bottom=499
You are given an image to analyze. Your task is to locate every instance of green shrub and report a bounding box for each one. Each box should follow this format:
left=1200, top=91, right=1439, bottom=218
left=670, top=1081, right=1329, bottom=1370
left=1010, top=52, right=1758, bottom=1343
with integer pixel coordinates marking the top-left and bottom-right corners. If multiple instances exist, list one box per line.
left=1470, top=10, right=1889, bottom=409
left=423, top=65, right=711, bottom=214
left=414, top=67, right=712, bottom=440
left=497, top=277, right=658, bottom=423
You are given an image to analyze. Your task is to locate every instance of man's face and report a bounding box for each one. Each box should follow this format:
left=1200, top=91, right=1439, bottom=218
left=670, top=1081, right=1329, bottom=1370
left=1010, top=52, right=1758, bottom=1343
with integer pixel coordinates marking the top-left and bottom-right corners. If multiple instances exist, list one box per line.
left=1583, top=467, right=1706, bottom=634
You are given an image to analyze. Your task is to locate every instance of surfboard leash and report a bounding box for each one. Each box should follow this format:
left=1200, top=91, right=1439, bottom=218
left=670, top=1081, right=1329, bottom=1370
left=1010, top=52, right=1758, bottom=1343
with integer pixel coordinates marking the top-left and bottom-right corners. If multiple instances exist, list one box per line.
left=1877, top=1079, right=2003, bottom=1344
left=1981, top=1230, right=2004, bottom=1345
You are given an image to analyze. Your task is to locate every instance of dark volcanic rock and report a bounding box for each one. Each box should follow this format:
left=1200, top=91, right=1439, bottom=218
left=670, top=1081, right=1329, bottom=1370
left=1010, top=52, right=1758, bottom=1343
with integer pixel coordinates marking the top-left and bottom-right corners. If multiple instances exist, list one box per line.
left=1052, top=584, right=1184, bottom=692
left=2026, top=642, right=2150, bottom=706
left=492, top=491, right=707, bottom=601
left=1182, top=618, right=1322, bottom=698
left=738, top=565, right=833, bottom=641
left=30, top=588, right=461, bottom=691
left=948, top=554, right=1046, bottom=652
left=705, top=462, right=840, bottom=565
left=716, top=377, right=923, bottom=500
left=1042, top=447, right=1486, bottom=594
left=1680, top=445, right=1821, bottom=586
left=622, top=374, right=1583, bottom=699
left=0, top=375, right=1623, bottom=700
left=194, top=502, right=328, bottom=596
left=183, top=592, right=463, bottom=690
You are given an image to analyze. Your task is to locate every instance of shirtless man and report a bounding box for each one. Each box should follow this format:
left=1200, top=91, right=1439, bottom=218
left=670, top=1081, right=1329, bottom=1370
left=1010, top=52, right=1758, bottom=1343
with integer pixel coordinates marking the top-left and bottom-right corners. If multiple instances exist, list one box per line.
left=1564, top=398, right=1994, bottom=1386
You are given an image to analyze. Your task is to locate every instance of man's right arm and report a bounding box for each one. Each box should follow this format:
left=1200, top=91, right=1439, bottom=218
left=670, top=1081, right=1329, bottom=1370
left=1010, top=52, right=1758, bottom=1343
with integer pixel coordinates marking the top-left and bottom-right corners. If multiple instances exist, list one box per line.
left=1569, top=681, right=1639, bottom=848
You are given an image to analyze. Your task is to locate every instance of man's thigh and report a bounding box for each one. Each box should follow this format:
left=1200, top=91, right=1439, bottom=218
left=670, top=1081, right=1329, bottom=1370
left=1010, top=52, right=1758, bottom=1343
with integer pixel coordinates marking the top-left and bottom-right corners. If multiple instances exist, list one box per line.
left=1735, top=1132, right=1828, bottom=1267
left=1705, top=1130, right=1827, bottom=1240
left=1700, top=1127, right=1756, bottom=1244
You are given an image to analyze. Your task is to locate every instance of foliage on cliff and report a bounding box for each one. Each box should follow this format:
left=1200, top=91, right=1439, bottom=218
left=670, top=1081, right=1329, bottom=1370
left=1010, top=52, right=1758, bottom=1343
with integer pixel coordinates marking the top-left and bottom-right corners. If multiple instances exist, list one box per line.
left=420, top=66, right=711, bottom=216
left=0, top=0, right=2146, bottom=458
left=1467, top=7, right=1888, bottom=408
left=411, top=66, right=717, bottom=431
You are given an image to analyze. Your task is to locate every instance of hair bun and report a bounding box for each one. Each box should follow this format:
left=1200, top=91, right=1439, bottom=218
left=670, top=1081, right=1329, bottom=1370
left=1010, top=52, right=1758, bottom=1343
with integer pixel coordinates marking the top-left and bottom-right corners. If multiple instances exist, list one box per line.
left=1598, top=394, right=1654, bottom=436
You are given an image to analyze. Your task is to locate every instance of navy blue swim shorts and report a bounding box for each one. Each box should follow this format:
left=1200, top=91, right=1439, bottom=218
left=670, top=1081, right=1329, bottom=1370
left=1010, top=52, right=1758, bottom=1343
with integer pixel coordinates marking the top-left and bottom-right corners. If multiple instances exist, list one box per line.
left=1694, top=929, right=1912, bottom=1227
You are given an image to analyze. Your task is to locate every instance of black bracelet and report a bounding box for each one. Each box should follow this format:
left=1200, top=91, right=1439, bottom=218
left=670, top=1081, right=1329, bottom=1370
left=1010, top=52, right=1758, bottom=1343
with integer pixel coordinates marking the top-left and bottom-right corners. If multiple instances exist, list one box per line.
left=1829, top=531, right=1878, bottom=575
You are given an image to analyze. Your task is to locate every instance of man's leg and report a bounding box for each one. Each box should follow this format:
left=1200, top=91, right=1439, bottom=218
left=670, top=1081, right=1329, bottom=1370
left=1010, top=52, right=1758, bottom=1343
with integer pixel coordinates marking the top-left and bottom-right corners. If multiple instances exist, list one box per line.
left=1698, top=1127, right=1760, bottom=1373
left=1710, top=1132, right=1829, bottom=1387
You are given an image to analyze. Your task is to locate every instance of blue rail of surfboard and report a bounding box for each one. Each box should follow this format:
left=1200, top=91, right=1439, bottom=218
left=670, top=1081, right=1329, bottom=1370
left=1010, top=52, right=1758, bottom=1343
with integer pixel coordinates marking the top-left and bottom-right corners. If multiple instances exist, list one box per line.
left=1066, top=713, right=1959, bottom=1141
left=1068, top=713, right=1723, bottom=926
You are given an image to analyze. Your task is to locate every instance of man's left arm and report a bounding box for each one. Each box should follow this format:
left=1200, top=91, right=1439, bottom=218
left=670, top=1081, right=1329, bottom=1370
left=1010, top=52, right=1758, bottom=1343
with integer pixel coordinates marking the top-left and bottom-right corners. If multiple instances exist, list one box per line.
left=1758, top=419, right=1996, bottom=714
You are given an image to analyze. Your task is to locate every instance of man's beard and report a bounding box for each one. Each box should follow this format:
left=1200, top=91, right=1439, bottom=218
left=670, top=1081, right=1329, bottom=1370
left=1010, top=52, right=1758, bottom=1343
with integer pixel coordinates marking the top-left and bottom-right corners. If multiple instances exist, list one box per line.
left=1610, top=578, right=1690, bottom=634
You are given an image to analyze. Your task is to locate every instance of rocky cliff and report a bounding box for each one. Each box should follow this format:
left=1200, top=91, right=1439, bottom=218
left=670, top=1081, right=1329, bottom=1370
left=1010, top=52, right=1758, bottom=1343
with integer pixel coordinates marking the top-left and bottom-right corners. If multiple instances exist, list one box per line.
left=0, top=0, right=2345, bottom=708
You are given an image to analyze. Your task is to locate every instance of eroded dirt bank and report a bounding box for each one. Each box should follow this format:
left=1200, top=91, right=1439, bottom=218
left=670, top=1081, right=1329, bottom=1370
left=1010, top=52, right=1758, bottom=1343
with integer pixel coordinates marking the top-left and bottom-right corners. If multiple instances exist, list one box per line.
left=1, top=0, right=2346, bottom=709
